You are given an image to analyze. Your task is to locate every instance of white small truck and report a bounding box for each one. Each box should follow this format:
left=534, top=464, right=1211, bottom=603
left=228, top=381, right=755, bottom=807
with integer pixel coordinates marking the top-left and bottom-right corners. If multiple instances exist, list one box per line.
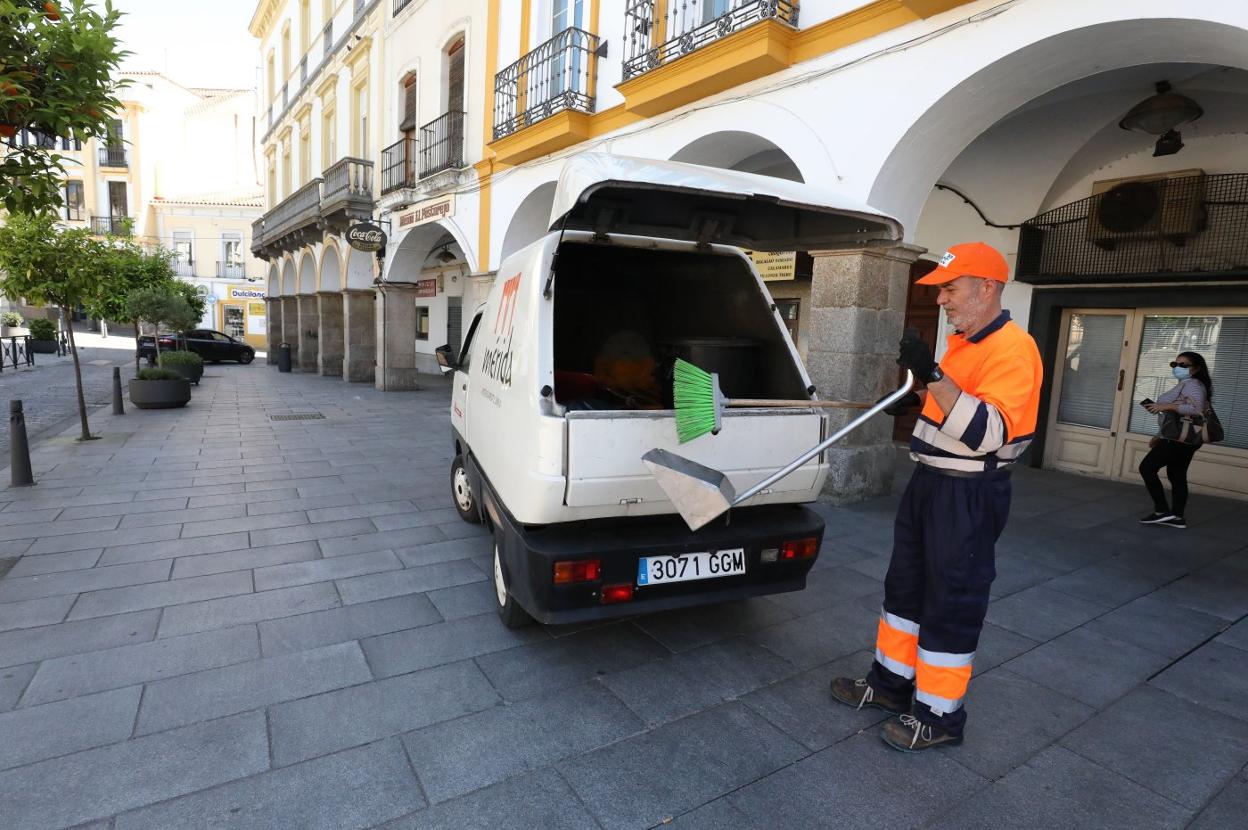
left=436, top=153, right=902, bottom=626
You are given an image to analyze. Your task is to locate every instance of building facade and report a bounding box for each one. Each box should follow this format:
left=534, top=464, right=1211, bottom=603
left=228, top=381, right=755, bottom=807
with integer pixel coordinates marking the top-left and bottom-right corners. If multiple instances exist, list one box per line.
left=250, top=0, right=1248, bottom=503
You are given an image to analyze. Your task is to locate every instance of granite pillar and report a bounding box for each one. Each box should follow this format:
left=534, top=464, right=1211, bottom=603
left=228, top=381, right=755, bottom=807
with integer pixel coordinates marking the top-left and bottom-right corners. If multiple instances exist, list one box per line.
left=317, top=291, right=344, bottom=377
left=265, top=297, right=282, bottom=365
left=375, top=283, right=419, bottom=391
left=280, top=297, right=298, bottom=364
left=807, top=243, right=925, bottom=504
left=342, top=289, right=376, bottom=383
left=296, top=294, right=319, bottom=372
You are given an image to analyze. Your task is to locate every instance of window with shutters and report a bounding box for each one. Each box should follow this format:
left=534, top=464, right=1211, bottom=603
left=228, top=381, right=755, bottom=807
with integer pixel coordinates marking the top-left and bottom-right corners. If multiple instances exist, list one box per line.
left=64, top=181, right=85, bottom=221
left=446, top=37, right=464, bottom=114
left=399, top=74, right=417, bottom=134
left=1056, top=313, right=1125, bottom=430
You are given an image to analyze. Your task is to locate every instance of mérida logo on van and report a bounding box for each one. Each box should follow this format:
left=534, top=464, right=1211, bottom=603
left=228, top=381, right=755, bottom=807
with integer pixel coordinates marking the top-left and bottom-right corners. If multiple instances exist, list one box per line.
left=482, top=273, right=521, bottom=387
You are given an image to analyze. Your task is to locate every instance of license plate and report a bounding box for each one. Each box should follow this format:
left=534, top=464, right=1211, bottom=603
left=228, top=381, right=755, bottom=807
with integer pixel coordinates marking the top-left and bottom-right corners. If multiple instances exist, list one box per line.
left=637, top=549, right=746, bottom=586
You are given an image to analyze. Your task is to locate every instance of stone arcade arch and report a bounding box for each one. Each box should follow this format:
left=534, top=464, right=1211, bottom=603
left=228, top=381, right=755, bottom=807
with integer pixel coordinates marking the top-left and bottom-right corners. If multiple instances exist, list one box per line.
left=498, top=181, right=556, bottom=264
left=670, top=131, right=804, bottom=182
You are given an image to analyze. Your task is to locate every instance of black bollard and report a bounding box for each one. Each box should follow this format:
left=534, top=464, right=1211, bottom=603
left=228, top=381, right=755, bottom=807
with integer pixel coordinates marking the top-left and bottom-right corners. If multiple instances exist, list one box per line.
left=10, top=400, right=35, bottom=487
left=112, top=366, right=125, bottom=415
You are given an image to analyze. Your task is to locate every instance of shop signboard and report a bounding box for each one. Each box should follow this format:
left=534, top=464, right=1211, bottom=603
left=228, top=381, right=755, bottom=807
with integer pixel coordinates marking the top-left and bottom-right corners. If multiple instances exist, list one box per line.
left=228, top=286, right=266, bottom=301
left=347, top=222, right=387, bottom=253
left=396, top=194, right=455, bottom=230
left=415, top=278, right=437, bottom=298
left=744, top=250, right=797, bottom=281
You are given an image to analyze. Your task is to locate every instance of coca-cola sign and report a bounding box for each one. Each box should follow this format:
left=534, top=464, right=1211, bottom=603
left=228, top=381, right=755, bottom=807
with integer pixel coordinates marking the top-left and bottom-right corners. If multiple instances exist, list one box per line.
left=347, top=222, right=387, bottom=252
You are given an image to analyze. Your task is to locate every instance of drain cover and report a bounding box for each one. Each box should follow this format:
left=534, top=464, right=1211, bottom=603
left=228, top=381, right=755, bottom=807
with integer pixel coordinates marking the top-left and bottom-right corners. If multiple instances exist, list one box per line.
left=269, top=413, right=326, bottom=421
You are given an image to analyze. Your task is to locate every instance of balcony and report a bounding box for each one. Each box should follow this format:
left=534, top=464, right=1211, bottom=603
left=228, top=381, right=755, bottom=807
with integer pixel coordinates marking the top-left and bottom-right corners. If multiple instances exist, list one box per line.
left=251, top=157, right=376, bottom=261
left=419, top=111, right=465, bottom=179
left=618, top=0, right=798, bottom=117
left=493, top=26, right=599, bottom=158
left=89, top=216, right=130, bottom=236
left=97, top=146, right=128, bottom=168
left=254, top=178, right=323, bottom=259
left=393, top=0, right=413, bottom=14
left=217, top=262, right=246, bottom=279
left=250, top=217, right=266, bottom=256
left=380, top=137, right=415, bottom=195
left=321, top=157, right=375, bottom=226
left=354, top=0, right=366, bottom=19
left=174, top=260, right=195, bottom=277
left=322, top=20, right=334, bottom=58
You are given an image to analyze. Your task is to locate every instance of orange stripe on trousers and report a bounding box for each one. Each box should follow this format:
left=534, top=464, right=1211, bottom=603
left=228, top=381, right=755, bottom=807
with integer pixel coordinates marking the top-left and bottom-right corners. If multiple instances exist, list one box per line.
left=875, top=618, right=918, bottom=670
left=916, top=661, right=973, bottom=700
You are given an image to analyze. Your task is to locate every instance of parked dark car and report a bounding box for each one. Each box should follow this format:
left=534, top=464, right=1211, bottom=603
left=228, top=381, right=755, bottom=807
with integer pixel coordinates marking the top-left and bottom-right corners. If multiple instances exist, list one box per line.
left=137, top=329, right=255, bottom=365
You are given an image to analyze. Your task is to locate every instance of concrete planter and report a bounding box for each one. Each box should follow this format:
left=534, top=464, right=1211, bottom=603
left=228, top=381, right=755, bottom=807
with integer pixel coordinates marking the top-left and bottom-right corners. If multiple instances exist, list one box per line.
left=29, top=340, right=58, bottom=354
left=1, top=326, right=29, bottom=337
left=129, top=378, right=191, bottom=409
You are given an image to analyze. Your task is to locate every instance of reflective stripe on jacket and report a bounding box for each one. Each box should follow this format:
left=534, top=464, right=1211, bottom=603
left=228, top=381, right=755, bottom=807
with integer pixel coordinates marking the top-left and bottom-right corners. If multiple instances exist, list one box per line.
left=910, top=310, right=1043, bottom=473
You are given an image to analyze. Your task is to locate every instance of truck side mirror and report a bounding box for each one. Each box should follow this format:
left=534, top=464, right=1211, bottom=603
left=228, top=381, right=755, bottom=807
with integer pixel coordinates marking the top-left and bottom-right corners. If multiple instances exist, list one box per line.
left=434, top=344, right=456, bottom=375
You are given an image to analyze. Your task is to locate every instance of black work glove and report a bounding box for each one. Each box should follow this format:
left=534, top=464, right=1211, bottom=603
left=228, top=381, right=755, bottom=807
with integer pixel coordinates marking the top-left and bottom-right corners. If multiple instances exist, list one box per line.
left=879, top=390, right=921, bottom=417
left=897, top=328, right=937, bottom=384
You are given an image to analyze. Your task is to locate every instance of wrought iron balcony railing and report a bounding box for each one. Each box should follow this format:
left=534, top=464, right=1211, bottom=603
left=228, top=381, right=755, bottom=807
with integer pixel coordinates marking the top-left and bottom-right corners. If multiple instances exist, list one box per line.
left=354, top=0, right=366, bottom=19
left=494, top=27, right=599, bottom=140
left=380, top=137, right=416, bottom=194
left=323, top=20, right=334, bottom=58
left=622, top=0, right=798, bottom=81
left=393, top=0, right=413, bottom=14
left=300, top=56, right=308, bottom=84
left=89, top=215, right=130, bottom=236
left=419, top=111, right=465, bottom=179
left=217, top=262, right=246, bottom=279
left=97, top=146, right=127, bottom=167
left=174, top=260, right=195, bottom=277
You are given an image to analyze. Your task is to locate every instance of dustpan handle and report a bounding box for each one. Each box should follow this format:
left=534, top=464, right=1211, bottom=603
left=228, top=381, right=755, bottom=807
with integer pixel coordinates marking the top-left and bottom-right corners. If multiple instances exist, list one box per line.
left=731, top=371, right=916, bottom=506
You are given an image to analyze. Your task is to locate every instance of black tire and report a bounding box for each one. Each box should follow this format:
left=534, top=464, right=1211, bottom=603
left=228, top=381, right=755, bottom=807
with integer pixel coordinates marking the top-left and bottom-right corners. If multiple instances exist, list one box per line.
left=450, top=455, right=481, bottom=524
left=492, top=530, right=534, bottom=628
left=239, top=352, right=254, bottom=365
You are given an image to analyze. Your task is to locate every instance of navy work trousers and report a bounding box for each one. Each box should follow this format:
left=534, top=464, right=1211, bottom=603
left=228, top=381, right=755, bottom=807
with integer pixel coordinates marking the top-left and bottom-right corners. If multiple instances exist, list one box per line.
left=867, top=463, right=1012, bottom=734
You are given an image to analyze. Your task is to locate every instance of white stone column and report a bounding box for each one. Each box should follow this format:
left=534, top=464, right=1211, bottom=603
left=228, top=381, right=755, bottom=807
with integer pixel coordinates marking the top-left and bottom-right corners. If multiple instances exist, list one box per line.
left=374, top=283, right=420, bottom=391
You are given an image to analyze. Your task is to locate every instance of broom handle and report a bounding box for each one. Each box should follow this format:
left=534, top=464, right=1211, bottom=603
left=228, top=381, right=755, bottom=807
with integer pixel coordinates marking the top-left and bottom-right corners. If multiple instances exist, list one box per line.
left=731, top=371, right=916, bottom=507
left=726, top=398, right=871, bottom=410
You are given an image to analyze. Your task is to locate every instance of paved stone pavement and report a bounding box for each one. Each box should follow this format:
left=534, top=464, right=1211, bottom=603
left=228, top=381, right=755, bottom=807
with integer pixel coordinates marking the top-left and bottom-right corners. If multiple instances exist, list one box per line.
left=1, top=363, right=1246, bottom=829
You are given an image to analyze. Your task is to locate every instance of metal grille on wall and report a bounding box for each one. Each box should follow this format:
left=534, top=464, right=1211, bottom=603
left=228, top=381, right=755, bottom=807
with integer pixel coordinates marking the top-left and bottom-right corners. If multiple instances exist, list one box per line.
left=623, top=0, right=799, bottom=81
left=1016, top=173, right=1248, bottom=284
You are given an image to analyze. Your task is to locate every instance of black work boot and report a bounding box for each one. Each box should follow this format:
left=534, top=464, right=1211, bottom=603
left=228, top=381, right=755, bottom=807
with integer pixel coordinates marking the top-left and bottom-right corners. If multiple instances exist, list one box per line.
left=829, top=677, right=909, bottom=714
left=880, top=713, right=964, bottom=752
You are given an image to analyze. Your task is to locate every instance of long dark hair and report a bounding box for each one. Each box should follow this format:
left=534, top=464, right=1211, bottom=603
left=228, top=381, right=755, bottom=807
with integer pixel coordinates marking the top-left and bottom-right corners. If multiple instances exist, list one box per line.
left=1178, top=351, right=1213, bottom=399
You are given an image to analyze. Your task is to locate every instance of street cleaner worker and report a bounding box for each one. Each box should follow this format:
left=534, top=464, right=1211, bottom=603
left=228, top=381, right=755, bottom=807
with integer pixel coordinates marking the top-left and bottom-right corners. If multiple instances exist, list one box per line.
left=830, top=242, right=1043, bottom=752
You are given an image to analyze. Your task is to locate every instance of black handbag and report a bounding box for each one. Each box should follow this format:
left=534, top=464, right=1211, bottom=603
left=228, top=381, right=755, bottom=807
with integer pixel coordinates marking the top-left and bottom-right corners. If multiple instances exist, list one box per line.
left=1204, top=403, right=1225, bottom=443
left=1160, top=411, right=1205, bottom=446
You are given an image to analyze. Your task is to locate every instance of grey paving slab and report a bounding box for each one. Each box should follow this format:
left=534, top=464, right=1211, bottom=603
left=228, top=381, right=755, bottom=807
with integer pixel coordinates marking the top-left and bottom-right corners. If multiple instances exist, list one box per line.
left=57, top=497, right=188, bottom=520
left=403, top=680, right=643, bottom=805
left=245, top=491, right=359, bottom=517
left=305, top=499, right=414, bottom=523
left=0, top=593, right=76, bottom=632
left=20, top=624, right=260, bottom=706
left=247, top=517, right=378, bottom=548
left=1153, top=572, right=1248, bottom=621
left=746, top=600, right=872, bottom=670
left=189, top=488, right=298, bottom=509
left=269, top=659, right=500, bottom=767
left=0, top=558, right=171, bottom=602
left=1189, top=764, right=1248, bottom=830
left=0, top=710, right=269, bottom=830
left=371, top=508, right=463, bottom=532
left=377, top=767, right=596, bottom=830
left=6, top=548, right=103, bottom=577
left=425, top=581, right=496, bottom=621
left=0, top=609, right=160, bottom=669
left=158, top=582, right=340, bottom=638
left=1087, top=594, right=1228, bottom=659
left=98, top=531, right=251, bottom=565
left=632, top=596, right=795, bottom=654
left=1061, top=684, right=1248, bottom=810
left=0, top=514, right=120, bottom=542
left=393, top=536, right=492, bottom=569
left=475, top=623, right=669, bottom=702
left=925, top=746, right=1192, bottom=830
left=25, top=522, right=182, bottom=555
left=69, top=570, right=253, bottom=621
left=1151, top=641, right=1248, bottom=724
left=973, top=622, right=1042, bottom=672
left=335, top=558, right=485, bottom=605
left=259, top=593, right=442, bottom=657
left=137, top=640, right=372, bottom=734
left=1218, top=616, right=1248, bottom=651
left=117, top=503, right=246, bottom=529
left=361, top=612, right=548, bottom=678
left=115, top=738, right=423, bottom=830
left=0, top=505, right=62, bottom=525
left=558, top=702, right=808, bottom=830
left=318, top=525, right=450, bottom=558
left=181, top=509, right=309, bottom=538
left=171, top=539, right=322, bottom=579
left=254, top=548, right=402, bottom=591
left=600, top=636, right=794, bottom=727
left=0, top=662, right=36, bottom=711
left=1005, top=627, right=1172, bottom=710
left=985, top=585, right=1111, bottom=641
left=761, top=565, right=883, bottom=618
left=1042, top=560, right=1169, bottom=607
left=0, top=685, right=141, bottom=771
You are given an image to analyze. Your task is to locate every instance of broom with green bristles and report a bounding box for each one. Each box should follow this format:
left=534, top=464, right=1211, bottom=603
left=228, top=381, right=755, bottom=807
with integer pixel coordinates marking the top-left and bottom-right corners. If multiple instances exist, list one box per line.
left=673, top=358, right=872, bottom=443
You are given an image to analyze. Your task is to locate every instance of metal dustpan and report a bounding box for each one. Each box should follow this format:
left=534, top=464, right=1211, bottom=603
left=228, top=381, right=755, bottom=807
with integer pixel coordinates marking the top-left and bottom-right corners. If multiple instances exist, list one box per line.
left=645, top=371, right=915, bottom=531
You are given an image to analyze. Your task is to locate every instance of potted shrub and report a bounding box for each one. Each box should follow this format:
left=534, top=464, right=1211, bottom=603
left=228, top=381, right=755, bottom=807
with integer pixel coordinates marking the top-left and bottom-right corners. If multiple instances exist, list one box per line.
left=1, top=311, right=25, bottom=337
left=160, top=349, right=203, bottom=385
left=27, top=317, right=59, bottom=353
left=128, top=367, right=191, bottom=409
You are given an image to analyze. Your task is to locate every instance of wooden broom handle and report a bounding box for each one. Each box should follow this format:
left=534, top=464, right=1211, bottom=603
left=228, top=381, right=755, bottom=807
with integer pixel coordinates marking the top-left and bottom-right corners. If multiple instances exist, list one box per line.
left=726, top=398, right=873, bottom=410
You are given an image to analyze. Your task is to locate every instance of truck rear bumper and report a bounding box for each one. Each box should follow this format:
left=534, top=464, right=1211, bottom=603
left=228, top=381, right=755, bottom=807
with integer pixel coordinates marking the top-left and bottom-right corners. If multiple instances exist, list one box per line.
left=493, top=498, right=825, bottom=625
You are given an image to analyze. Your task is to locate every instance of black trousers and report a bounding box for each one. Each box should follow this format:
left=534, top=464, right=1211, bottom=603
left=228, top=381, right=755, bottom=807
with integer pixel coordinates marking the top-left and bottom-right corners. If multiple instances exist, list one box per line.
left=1139, top=439, right=1200, bottom=517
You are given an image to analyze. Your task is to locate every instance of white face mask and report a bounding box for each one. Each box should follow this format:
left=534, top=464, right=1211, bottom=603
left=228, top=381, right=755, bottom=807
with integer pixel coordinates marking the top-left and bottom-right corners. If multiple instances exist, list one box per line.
left=1172, top=366, right=1191, bottom=380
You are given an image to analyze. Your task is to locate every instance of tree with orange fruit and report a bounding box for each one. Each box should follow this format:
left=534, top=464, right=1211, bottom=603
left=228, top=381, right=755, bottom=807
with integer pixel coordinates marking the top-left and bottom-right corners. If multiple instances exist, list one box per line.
left=1, top=0, right=127, bottom=215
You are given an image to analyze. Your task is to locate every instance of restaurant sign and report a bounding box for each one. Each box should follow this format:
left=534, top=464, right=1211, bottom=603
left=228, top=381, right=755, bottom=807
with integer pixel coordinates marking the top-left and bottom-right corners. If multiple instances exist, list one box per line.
left=396, top=194, right=456, bottom=230
left=744, top=250, right=798, bottom=281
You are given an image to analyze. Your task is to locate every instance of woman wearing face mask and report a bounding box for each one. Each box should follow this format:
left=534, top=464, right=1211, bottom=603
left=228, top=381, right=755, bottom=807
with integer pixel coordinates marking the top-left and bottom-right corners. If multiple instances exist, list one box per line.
left=1138, top=351, right=1213, bottom=529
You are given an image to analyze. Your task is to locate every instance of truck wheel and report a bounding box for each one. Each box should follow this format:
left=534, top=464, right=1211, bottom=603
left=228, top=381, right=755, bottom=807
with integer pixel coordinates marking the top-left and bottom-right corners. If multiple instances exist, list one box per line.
left=450, top=456, right=481, bottom=524
left=493, top=535, right=534, bottom=628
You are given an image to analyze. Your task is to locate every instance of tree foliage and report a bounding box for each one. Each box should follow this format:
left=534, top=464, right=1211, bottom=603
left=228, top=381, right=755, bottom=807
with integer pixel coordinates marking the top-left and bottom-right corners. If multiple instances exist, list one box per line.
left=1, top=0, right=128, bottom=215
left=124, top=285, right=197, bottom=367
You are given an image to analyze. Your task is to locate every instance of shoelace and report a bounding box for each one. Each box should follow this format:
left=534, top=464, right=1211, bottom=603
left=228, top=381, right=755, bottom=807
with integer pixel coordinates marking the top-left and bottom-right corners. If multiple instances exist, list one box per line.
left=853, top=679, right=873, bottom=710
left=899, top=713, right=932, bottom=749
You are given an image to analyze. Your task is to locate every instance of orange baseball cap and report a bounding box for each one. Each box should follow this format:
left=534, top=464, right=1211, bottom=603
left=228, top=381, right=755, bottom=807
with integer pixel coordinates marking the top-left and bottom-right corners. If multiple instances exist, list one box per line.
left=917, top=242, right=1009, bottom=285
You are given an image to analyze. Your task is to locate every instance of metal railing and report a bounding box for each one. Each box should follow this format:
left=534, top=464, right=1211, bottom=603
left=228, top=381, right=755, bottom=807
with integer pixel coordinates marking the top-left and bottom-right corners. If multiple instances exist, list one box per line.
left=300, top=56, right=308, bottom=84
left=419, top=111, right=465, bottom=179
left=216, top=262, right=246, bottom=279
left=323, top=20, right=334, bottom=58
left=322, top=157, right=374, bottom=205
left=354, top=0, right=366, bottom=18
left=283, top=82, right=289, bottom=108
left=494, top=27, right=598, bottom=140
left=174, top=260, right=195, bottom=277
left=0, top=336, right=34, bottom=372
left=623, top=0, right=798, bottom=80
left=89, top=216, right=130, bottom=236
left=97, top=146, right=127, bottom=167
left=380, top=137, right=416, bottom=194
left=393, top=0, right=413, bottom=14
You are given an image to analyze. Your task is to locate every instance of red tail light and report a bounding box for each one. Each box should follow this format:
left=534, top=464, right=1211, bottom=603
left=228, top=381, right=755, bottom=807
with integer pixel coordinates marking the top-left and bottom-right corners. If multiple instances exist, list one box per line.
left=553, top=559, right=601, bottom=584
left=780, top=538, right=818, bottom=560
left=601, top=583, right=634, bottom=604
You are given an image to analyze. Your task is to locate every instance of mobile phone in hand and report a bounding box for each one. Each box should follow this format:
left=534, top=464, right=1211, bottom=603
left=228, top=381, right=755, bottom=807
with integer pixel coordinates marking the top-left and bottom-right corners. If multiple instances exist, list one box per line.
left=1139, top=398, right=1154, bottom=408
